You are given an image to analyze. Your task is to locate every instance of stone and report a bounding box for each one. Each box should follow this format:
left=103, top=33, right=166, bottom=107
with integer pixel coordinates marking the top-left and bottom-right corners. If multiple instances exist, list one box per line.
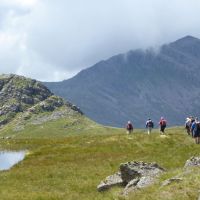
left=119, top=163, right=141, bottom=184
left=21, top=96, right=34, bottom=104
left=136, top=176, right=155, bottom=188
left=97, top=172, right=123, bottom=192
left=120, top=161, right=165, bottom=184
left=161, top=177, right=183, bottom=187
left=97, top=161, right=165, bottom=195
left=123, top=178, right=140, bottom=195
left=184, top=156, right=200, bottom=168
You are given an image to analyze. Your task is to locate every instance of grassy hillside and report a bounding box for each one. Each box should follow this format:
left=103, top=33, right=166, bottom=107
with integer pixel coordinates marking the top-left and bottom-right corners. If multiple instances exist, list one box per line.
left=0, top=121, right=200, bottom=200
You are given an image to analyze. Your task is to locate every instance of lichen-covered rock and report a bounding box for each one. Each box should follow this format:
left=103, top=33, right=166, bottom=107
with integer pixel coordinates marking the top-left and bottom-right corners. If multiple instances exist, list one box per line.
left=123, top=178, right=140, bottom=195
left=21, top=95, right=34, bottom=104
left=120, top=161, right=165, bottom=184
left=97, top=172, right=123, bottom=191
left=97, top=161, right=165, bottom=195
left=70, top=104, right=83, bottom=114
left=119, top=162, right=141, bottom=184
left=184, top=156, right=200, bottom=168
left=123, top=176, right=155, bottom=195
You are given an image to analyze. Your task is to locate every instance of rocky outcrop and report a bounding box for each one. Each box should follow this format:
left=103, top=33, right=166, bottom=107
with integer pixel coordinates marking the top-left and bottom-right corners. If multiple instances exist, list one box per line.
left=0, top=74, right=83, bottom=127
left=0, top=74, right=53, bottom=125
left=97, top=161, right=165, bottom=195
left=120, top=161, right=164, bottom=184
left=0, top=74, right=52, bottom=107
left=98, top=156, right=200, bottom=197
left=161, top=156, right=200, bottom=188
left=28, top=96, right=65, bottom=113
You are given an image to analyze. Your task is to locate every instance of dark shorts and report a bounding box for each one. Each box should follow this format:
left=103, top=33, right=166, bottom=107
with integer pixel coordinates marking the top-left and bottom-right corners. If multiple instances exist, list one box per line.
left=185, top=125, right=190, bottom=130
left=194, top=131, right=200, bottom=138
left=160, top=125, right=166, bottom=132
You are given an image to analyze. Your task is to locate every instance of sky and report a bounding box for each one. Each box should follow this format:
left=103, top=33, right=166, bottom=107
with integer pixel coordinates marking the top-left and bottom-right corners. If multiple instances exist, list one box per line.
left=0, top=0, right=200, bottom=81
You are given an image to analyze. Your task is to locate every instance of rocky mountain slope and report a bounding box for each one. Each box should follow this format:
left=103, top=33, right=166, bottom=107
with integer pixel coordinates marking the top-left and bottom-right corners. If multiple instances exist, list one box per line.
left=0, top=74, right=83, bottom=129
left=45, top=36, right=200, bottom=127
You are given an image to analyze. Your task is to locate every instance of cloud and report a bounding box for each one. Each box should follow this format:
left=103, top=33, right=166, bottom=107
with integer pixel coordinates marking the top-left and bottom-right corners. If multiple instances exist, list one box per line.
left=1, top=0, right=38, bottom=7
left=0, top=0, right=200, bottom=81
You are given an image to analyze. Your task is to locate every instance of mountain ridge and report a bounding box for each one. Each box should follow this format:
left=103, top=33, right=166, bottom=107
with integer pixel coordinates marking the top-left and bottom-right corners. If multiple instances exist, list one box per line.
left=44, top=35, right=200, bottom=127
left=0, top=74, right=83, bottom=129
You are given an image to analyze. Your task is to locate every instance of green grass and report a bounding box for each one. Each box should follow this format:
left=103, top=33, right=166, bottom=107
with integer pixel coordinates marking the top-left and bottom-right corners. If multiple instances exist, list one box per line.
left=0, top=121, right=200, bottom=200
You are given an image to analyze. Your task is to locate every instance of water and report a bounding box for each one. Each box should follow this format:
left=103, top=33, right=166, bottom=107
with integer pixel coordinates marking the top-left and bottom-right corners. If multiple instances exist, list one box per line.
left=0, top=151, right=26, bottom=171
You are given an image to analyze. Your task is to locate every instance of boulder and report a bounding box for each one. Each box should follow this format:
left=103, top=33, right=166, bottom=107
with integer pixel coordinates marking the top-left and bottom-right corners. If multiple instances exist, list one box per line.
left=123, top=176, right=155, bottom=195
left=97, top=172, right=123, bottom=192
left=97, top=161, right=165, bottom=195
left=120, top=161, right=165, bottom=184
left=184, top=156, right=200, bottom=168
left=119, top=162, right=141, bottom=184
left=123, top=178, right=140, bottom=195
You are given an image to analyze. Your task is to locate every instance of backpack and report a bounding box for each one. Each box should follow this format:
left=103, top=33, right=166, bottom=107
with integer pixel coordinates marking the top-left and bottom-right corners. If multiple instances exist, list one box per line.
left=161, top=120, right=166, bottom=126
left=186, top=120, right=191, bottom=128
left=196, top=122, right=200, bottom=131
left=127, top=123, right=133, bottom=130
left=147, top=121, right=154, bottom=128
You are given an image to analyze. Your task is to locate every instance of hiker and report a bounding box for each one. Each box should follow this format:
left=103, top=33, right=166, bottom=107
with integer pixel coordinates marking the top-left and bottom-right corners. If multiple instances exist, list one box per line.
left=126, top=121, right=133, bottom=134
left=146, top=118, right=154, bottom=134
left=159, top=117, right=167, bottom=134
left=191, top=118, right=200, bottom=144
left=190, top=117, right=199, bottom=138
left=185, top=117, right=192, bottom=135
left=190, top=116, right=195, bottom=135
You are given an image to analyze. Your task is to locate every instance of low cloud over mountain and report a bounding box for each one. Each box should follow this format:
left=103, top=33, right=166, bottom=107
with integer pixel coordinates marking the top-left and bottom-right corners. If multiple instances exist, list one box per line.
left=45, top=36, right=200, bottom=127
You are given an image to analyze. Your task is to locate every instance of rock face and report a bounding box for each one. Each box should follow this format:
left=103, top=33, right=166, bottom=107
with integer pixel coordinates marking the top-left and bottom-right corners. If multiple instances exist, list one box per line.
left=97, top=161, right=165, bottom=195
left=0, top=74, right=83, bottom=127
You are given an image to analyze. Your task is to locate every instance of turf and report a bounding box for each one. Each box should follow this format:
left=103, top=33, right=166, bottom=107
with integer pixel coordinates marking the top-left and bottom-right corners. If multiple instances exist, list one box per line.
left=0, top=121, right=200, bottom=200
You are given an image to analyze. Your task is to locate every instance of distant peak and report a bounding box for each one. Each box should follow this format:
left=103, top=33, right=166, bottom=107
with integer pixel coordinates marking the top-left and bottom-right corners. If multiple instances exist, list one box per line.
left=172, top=35, right=200, bottom=45
left=181, top=35, right=199, bottom=40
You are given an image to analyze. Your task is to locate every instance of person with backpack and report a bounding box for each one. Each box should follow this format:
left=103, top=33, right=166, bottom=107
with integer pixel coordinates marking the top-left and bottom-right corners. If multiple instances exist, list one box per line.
left=190, top=116, right=195, bottom=135
left=191, top=118, right=200, bottom=144
left=159, top=117, right=167, bottom=134
left=146, top=118, right=154, bottom=134
left=126, top=121, right=133, bottom=134
left=191, top=119, right=196, bottom=138
left=185, top=117, right=191, bottom=135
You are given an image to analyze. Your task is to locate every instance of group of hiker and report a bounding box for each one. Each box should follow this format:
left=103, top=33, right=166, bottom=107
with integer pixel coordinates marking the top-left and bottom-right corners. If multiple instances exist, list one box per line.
left=126, top=116, right=200, bottom=144
left=126, top=117, right=167, bottom=135
left=185, top=116, right=200, bottom=144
